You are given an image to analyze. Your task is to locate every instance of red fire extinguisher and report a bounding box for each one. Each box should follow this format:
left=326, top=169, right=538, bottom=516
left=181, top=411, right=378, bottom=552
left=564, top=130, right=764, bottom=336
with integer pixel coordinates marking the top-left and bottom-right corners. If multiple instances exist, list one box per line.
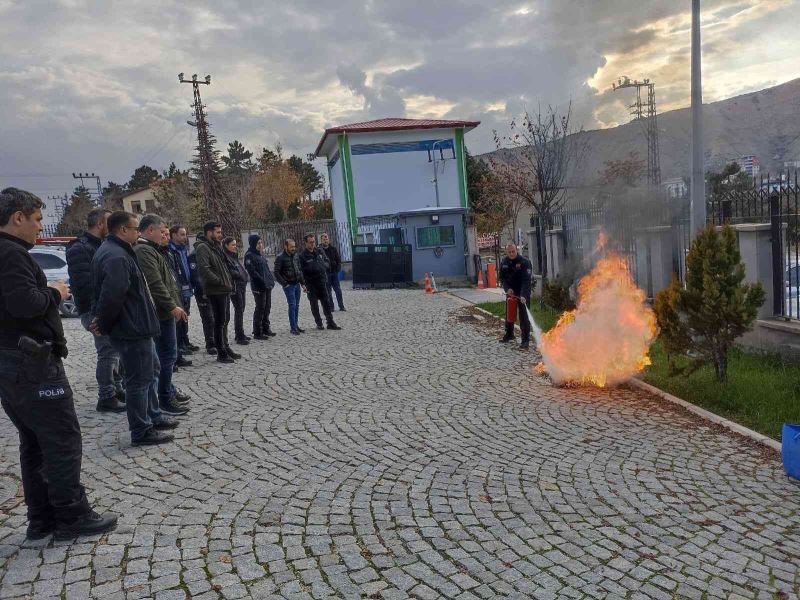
left=506, top=293, right=518, bottom=324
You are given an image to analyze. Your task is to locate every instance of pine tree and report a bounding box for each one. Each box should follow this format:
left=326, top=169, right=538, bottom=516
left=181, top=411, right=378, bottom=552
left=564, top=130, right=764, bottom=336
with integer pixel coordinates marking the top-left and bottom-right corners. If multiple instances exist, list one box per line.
left=654, top=225, right=765, bottom=381
left=57, top=186, right=95, bottom=235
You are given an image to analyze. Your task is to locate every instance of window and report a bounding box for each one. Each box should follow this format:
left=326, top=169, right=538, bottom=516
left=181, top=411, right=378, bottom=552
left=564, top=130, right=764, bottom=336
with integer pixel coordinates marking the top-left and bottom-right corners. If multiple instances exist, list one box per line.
left=130, top=201, right=142, bottom=214
left=416, top=225, right=456, bottom=249
left=31, top=253, right=66, bottom=270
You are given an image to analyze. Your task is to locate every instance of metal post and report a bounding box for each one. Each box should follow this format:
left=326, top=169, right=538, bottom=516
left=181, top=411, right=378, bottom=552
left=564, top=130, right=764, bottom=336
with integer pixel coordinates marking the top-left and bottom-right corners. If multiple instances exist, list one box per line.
left=690, top=0, right=706, bottom=237
left=770, top=193, right=783, bottom=316
left=430, top=140, right=447, bottom=208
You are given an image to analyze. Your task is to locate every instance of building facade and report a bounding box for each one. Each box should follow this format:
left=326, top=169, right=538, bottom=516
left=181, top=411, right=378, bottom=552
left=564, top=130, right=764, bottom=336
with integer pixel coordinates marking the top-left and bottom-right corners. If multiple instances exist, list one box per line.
left=121, top=188, right=157, bottom=215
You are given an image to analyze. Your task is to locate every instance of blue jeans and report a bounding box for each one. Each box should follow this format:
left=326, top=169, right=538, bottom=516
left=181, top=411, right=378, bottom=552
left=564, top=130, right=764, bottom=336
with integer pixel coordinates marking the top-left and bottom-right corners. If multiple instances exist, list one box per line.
left=326, top=272, right=344, bottom=310
left=110, top=338, right=162, bottom=441
left=155, top=318, right=178, bottom=405
left=282, top=283, right=301, bottom=331
left=80, top=312, right=123, bottom=403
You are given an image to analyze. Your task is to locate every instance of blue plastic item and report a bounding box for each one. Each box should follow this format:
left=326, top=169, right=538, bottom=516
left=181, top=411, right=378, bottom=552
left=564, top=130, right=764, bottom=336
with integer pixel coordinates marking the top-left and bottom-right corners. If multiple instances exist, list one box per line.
left=338, top=270, right=345, bottom=281
left=782, top=424, right=800, bottom=481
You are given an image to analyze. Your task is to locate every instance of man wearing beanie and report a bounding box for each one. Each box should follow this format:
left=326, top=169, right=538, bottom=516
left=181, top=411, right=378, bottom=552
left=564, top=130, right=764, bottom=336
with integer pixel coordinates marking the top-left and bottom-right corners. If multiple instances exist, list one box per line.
left=244, top=234, right=276, bottom=340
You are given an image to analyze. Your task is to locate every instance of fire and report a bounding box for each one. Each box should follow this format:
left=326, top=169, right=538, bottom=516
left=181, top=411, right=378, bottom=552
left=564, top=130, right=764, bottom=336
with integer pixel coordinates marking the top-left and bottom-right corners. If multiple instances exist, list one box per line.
left=537, top=252, right=657, bottom=387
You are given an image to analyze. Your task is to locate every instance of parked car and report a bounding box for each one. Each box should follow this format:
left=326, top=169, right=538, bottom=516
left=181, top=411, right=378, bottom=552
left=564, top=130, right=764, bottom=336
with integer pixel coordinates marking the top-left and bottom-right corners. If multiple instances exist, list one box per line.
left=28, top=246, right=79, bottom=318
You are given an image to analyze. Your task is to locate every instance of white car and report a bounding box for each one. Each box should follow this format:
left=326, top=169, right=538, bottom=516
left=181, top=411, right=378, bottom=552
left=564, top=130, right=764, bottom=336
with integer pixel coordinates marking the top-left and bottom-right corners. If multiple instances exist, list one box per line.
left=28, top=246, right=79, bottom=318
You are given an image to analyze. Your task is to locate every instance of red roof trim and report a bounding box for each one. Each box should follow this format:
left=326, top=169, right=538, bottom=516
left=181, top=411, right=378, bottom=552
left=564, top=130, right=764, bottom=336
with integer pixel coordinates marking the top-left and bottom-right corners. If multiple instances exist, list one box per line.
left=314, top=118, right=480, bottom=156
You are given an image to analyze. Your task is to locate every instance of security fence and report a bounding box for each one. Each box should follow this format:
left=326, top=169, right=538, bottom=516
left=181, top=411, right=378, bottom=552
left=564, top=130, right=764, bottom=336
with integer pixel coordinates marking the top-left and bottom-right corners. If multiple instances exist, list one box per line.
left=545, top=170, right=799, bottom=320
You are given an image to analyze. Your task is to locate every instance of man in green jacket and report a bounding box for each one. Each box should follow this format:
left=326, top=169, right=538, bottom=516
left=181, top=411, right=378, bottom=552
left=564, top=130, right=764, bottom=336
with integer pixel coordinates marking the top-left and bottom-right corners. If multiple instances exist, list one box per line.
left=195, top=221, right=237, bottom=363
left=134, top=214, right=190, bottom=417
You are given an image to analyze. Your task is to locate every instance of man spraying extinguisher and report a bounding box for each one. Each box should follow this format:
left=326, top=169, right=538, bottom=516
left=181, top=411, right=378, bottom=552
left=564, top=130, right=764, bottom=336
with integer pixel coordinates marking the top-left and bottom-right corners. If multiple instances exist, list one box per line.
left=499, top=243, right=533, bottom=350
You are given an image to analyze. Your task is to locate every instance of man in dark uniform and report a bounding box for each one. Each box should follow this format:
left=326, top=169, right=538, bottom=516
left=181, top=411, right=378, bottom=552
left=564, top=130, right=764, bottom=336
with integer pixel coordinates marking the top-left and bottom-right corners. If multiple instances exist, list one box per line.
left=0, top=187, right=117, bottom=540
left=319, top=232, right=345, bottom=311
left=499, top=243, right=533, bottom=350
left=188, top=232, right=216, bottom=354
left=298, top=234, right=341, bottom=331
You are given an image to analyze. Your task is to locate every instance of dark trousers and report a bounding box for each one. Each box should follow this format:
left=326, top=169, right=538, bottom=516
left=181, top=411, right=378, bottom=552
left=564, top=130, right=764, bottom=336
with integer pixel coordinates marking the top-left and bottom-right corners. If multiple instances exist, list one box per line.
left=252, top=288, right=273, bottom=335
left=111, top=338, right=162, bottom=441
left=155, top=318, right=177, bottom=404
left=505, top=296, right=532, bottom=342
left=307, top=280, right=334, bottom=326
left=326, top=272, right=344, bottom=310
left=208, top=293, right=231, bottom=355
left=0, top=351, right=90, bottom=523
left=196, top=295, right=216, bottom=350
left=231, top=286, right=247, bottom=340
left=177, top=294, right=192, bottom=350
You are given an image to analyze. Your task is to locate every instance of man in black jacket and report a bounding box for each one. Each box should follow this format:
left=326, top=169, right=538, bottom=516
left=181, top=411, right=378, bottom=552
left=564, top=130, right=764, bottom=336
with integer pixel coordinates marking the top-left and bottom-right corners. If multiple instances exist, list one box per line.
left=320, top=233, right=345, bottom=312
left=274, top=238, right=305, bottom=335
left=0, top=188, right=117, bottom=540
left=66, top=208, right=125, bottom=413
left=168, top=225, right=196, bottom=366
left=188, top=235, right=216, bottom=354
left=91, top=211, right=175, bottom=446
left=499, top=243, right=533, bottom=350
left=223, top=237, right=250, bottom=345
left=298, top=234, right=341, bottom=331
left=244, top=234, right=276, bottom=340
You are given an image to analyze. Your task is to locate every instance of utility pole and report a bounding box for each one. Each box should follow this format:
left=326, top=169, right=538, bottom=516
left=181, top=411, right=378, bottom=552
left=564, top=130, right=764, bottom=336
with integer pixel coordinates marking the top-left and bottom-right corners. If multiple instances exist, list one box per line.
left=72, top=172, right=102, bottom=204
left=48, top=193, right=69, bottom=224
left=690, top=0, right=706, bottom=237
left=179, top=73, right=229, bottom=230
left=612, top=76, right=661, bottom=187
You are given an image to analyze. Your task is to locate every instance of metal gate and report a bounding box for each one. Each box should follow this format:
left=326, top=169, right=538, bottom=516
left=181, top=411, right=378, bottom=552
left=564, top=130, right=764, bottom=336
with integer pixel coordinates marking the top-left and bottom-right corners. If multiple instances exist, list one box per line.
left=352, top=244, right=413, bottom=288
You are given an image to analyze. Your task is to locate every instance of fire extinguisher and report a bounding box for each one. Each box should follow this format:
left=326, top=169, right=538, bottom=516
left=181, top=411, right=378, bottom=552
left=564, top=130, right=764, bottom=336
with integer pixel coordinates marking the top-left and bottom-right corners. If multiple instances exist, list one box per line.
left=506, top=293, right=518, bottom=324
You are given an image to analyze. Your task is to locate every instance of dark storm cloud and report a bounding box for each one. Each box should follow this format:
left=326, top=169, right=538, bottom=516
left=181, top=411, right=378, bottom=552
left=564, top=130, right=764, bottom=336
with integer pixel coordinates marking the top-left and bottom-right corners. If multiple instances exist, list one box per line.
left=0, top=0, right=797, bottom=207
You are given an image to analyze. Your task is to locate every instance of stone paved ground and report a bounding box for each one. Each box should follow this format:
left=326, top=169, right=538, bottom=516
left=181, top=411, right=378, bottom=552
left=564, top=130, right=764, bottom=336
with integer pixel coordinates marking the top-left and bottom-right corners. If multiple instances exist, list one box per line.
left=0, top=290, right=799, bottom=600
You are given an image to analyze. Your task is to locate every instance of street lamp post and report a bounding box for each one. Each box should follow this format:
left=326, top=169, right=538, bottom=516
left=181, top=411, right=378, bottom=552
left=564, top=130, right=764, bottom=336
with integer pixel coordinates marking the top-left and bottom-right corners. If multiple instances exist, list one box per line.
left=690, top=0, right=706, bottom=237
left=430, top=140, right=450, bottom=208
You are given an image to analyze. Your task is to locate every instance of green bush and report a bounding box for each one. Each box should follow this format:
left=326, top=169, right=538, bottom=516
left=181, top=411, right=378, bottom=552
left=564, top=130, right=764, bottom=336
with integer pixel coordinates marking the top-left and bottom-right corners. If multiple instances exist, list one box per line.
left=542, top=277, right=575, bottom=312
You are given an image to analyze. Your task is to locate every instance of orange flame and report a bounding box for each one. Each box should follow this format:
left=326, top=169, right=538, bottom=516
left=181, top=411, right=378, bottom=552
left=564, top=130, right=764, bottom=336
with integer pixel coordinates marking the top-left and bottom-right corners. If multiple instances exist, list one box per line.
left=537, top=252, right=657, bottom=387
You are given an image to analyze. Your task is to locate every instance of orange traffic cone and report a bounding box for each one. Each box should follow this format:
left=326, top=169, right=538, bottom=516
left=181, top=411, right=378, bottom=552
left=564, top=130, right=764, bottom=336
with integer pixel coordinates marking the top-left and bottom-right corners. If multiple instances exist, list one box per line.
left=477, top=270, right=485, bottom=289
left=424, top=273, right=433, bottom=294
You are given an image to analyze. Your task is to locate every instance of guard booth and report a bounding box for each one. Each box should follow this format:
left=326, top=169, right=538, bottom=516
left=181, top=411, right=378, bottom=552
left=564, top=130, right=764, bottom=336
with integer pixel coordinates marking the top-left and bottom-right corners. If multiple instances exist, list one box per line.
left=352, top=244, right=413, bottom=288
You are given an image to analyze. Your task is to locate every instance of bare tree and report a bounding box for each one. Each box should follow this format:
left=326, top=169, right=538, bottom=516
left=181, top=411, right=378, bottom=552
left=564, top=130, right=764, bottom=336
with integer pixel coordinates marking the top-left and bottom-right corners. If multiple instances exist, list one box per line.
left=490, top=103, right=586, bottom=281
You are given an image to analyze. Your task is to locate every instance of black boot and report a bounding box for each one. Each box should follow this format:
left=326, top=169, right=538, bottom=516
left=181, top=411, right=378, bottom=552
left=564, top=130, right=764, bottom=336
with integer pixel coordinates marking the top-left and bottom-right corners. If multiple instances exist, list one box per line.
left=519, top=339, right=530, bottom=350
left=54, top=510, right=118, bottom=540
left=327, top=322, right=341, bottom=330
left=266, top=329, right=276, bottom=337
left=225, top=347, right=242, bottom=360
left=26, top=517, right=55, bottom=540
left=132, top=429, right=174, bottom=447
left=206, top=347, right=218, bottom=356
left=96, top=397, right=126, bottom=413
left=253, top=333, right=270, bottom=340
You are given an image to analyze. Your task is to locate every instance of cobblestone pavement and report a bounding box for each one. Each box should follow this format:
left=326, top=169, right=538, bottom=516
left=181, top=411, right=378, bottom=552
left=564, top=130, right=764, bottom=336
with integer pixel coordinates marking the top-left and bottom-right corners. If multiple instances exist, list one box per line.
left=1, top=290, right=799, bottom=600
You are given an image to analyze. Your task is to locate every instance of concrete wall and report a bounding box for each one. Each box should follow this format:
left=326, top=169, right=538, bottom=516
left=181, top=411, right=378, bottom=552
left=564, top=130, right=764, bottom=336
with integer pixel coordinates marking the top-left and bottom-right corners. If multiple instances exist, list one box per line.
left=399, top=210, right=466, bottom=281
left=348, top=129, right=462, bottom=217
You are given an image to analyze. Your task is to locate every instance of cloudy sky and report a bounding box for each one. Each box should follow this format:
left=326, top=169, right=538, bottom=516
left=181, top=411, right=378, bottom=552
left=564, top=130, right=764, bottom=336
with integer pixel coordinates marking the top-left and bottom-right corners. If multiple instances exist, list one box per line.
left=1, top=0, right=798, bottom=219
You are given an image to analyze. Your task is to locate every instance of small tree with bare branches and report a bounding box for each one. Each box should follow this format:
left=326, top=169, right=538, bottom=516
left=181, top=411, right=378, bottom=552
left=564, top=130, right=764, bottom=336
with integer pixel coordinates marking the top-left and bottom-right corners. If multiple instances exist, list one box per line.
left=490, top=103, right=586, bottom=281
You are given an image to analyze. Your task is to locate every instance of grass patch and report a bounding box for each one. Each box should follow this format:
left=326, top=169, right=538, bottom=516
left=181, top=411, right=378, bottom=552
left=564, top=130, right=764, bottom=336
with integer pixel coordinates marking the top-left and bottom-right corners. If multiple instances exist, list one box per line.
left=475, top=300, right=800, bottom=440
left=643, top=340, right=800, bottom=441
left=475, top=300, right=561, bottom=332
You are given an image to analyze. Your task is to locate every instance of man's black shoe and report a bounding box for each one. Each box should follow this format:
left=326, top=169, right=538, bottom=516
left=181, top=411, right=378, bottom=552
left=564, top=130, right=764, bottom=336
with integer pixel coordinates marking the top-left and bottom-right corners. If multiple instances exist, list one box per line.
left=179, top=347, right=193, bottom=356
left=297, top=327, right=305, bottom=333
left=206, top=347, right=218, bottom=355
left=217, top=355, right=235, bottom=363
left=243, top=334, right=252, bottom=341
left=176, top=356, right=193, bottom=367
left=153, top=417, right=179, bottom=430
left=339, top=307, right=346, bottom=311
left=253, top=333, right=270, bottom=340
left=327, top=323, right=342, bottom=330
left=132, top=429, right=174, bottom=447
left=235, top=338, right=250, bottom=345
left=519, top=340, right=530, bottom=350
left=499, top=335, right=514, bottom=343
left=96, top=399, right=126, bottom=413
left=188, top=343, right=200, bottom=351
left=225, top=349, right=242, bottom=359
left=266, top=329, right=276, bottom=337
left=316, top=323, right=325, bottom=330
left=160, top=400, right=189, bottom=416
left=174, top=389, right=191, bottom=403
left=114, top=389, right=126, bottom=404
left=54, top=510, right=117, bottom=540
left=26, top=518, right=55, bottom=540
left=291, top=330, right=300, bottom=336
